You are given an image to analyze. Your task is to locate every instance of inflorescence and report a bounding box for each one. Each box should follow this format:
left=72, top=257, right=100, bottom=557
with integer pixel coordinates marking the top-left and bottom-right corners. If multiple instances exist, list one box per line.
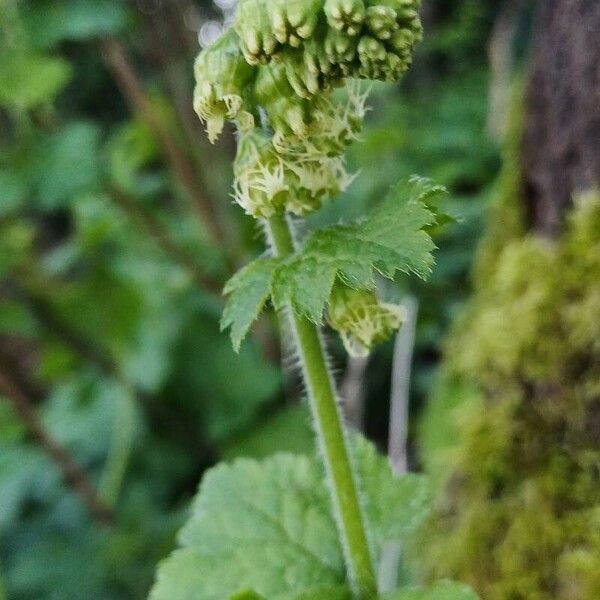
left=194, top=0, right=422, bottom=355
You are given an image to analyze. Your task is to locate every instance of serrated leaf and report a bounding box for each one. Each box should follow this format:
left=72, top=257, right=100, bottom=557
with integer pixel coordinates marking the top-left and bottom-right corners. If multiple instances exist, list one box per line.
left=150, top=436, right=430, bottom=600
left=221, top=257, right=278, bottom=351
left=383, top=580, right=479, bottom=600
left=271, top=177, right=443, bottom=322
left=150, top=454, right=342, bottom=600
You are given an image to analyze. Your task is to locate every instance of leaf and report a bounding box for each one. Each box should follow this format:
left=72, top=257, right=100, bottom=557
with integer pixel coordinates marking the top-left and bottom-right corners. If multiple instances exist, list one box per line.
left=150, top=454, right=343, bottom=600
left=352, top=435, right=431, bottom=559
left=30, top=121, right=102, bottom=209
left=382, top=580, right=479, bottom=600
left=221, top=257, right=278, bottom=351
left=0, top=53, right=72, bottom=109
left=221, top=404, right=314, bottom=461
left=271, top=177, right=443, bottom=322
left=150, top=436, right=431, bottom=600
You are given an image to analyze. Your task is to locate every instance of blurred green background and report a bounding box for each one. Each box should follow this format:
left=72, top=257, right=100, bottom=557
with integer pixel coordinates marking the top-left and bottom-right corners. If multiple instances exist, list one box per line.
left=2, top=1, right=583, bottom=599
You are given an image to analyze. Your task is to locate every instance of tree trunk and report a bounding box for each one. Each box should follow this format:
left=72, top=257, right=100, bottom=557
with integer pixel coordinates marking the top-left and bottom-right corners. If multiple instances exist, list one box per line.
left=522, top=0, right=600, bottom=235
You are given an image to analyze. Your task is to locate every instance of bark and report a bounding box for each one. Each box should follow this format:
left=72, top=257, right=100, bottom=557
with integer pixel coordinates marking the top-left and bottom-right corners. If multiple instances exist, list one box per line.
left=522, top=0, right=600, bottom=236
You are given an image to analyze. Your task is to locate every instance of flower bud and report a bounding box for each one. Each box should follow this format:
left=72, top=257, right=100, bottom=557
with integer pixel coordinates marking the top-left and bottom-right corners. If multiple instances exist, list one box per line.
left=365, top=5, right=398, bottom=40
left=253, top=64, right=310, bottom=135
left=328, top=285, right=406, bottom=356
left=324, top=28, right=359, bottom=65
left=324, top=0, right=367, bottom=37
left=270, top=0, right=322, bottom=46
left=235, top=0, right=280, bottom=65
left=357, top=35, right=388, bottom=66
left=193, top=29, right=256, bottom=143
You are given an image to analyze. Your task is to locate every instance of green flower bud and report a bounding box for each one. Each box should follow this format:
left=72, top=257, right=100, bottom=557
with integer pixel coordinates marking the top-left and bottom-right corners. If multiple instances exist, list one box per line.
left=387, top=28, right=413, bottom=53
left=270, top=0, right=322, bottom=46
left=357, top=35, right=388, bottom=65
left=365, top=5, right=397, bottom=40
left=235, top=0, right=280, bottom=65
left=280, top=47, right=324, bottom=99
left=193, top=29, right=256, bottom=143
left=253, top=63, right=310, bottom=135
left=324, top=0, right=366, bottom=37
left=328, top=285, right=405, bottom=356
left=324, top=28, right=359, bottom=65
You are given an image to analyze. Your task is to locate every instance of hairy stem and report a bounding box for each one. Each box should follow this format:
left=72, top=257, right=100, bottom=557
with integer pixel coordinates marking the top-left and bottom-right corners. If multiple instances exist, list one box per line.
left=266, top=211, right=376, bottom=599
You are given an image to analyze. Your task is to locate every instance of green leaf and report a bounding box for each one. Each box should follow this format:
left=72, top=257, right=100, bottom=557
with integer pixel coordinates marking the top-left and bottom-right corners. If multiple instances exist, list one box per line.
left=383, top=580, right=479, bottom=600
left=0, top=53, right=71, bottom=109
left=30, top=121, right=102, bottom=209
left=150, top=454, right=343, bottom=600
left=221, top=257, right=278, bottom=351
left=271, top=177, right=443, bottom=322
left=353, top=435, right=431, bottom=555
left=221, top=404, right=314, bottom=461
left=150, top=436, right=430, bottom=600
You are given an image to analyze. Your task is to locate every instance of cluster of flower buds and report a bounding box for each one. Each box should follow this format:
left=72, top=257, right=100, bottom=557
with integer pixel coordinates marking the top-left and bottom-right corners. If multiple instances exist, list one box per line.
left=234, top=0, right=422, bottom=94
left=328, top=285, right=406, bottom=356
left=193, top=1, right=421, bottom=214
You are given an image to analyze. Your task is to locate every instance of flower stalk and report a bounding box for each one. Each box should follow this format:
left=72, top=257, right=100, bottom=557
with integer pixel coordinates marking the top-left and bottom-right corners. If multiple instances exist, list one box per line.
left=266, top=211, right=377, bottom=598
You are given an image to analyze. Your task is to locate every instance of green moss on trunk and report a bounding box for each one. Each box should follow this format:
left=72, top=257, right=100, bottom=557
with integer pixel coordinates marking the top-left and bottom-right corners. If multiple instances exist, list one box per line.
left=419, top=174, right=600, bottom=598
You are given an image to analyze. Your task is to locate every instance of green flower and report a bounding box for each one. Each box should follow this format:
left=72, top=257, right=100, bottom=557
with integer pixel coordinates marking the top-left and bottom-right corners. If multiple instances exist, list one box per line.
left=193, top=29, right=256, bottom=142
left=328, top=285, right=405, bottom=356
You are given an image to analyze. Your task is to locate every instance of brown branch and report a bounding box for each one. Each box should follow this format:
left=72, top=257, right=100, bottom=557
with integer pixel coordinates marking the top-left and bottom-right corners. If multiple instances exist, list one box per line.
left=108, top=186, right=222, bottom=296
left=100, top=37, right=226, bottom=247
left=0, top=360, right=114, bottom=525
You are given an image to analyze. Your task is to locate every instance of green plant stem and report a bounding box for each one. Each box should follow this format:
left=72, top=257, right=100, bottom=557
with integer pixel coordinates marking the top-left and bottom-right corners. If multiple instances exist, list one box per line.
left=266, top=211, right=377, bottom=599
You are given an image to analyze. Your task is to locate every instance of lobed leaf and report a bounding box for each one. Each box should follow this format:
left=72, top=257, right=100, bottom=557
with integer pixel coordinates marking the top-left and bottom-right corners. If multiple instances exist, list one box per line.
left=353, top=435, right=431, bottom=558
left=150, top=436, right=431, bottom=600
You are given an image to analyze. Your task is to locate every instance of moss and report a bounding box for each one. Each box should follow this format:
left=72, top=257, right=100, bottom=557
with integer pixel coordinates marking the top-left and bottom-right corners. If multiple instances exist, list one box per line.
left=417, top=191, right=600, bottom=599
